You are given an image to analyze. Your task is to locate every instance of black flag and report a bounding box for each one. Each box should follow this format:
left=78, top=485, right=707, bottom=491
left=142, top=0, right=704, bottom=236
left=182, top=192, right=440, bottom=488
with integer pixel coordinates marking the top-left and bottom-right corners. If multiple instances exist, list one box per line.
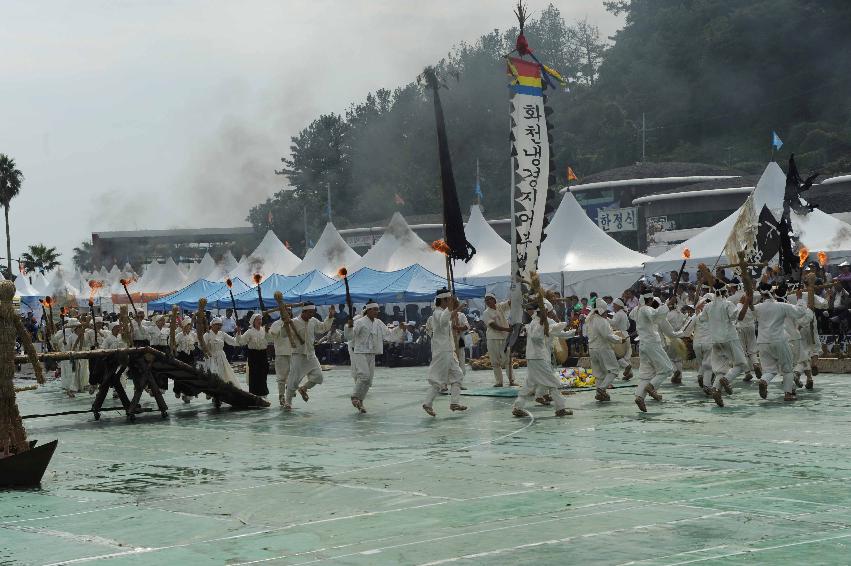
left=422, top=67, right=476, bottom=263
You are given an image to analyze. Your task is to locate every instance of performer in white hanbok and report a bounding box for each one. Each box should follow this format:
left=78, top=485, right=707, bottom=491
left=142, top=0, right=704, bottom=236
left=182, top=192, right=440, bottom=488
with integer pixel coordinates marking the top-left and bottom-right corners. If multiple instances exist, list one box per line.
left=585, top=300, right=626, bottom=402
left=481, top=293, right=515, bottom=387
left=269, top=308, right=298, bottom=406
left=202, top=317, right=242, bottom=388
left=610, top=298, right=633, bottom=379
left=422, top=289, right=467, bottom=416
left=54, top=319, right=79, bottom=397
left=629, top=293, right=673, bottom=412
left=284, top=302, right=335, bottom=409
left=345, top=300, right=389, bottom=413
left=512, top=301, right=575, bottom=418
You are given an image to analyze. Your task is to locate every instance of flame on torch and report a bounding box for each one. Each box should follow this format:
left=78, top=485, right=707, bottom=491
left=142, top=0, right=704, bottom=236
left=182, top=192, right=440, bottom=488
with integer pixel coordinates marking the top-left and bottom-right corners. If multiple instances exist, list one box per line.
left=337, top=267, right=348, bottom=278
left=225, top=278, right=233, bottom=289
left=44, top=296, right=53, bottom=308
left=88, top=279, right=104, bottom=301
left=818, top=251, right=828, bottom=267
left=682, top=248, right=691, bottom=259
left=431, top=239, right=450, bottom=255
left=253, top=273, right=262, bottom=285
left=799, top=246, right=809, bottom=268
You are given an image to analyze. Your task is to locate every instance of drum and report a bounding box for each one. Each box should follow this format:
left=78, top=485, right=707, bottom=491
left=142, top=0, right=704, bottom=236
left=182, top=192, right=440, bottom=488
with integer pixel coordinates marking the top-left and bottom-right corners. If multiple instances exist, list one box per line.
left=612, top=330, right=629, bottom=358
left=553, top=338, right=570, bottom=364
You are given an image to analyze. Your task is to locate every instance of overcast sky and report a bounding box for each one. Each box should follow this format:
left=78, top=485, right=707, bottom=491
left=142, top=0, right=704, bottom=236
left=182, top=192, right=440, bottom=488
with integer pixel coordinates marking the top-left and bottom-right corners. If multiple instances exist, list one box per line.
left=1, top=1, right=622, bottom=268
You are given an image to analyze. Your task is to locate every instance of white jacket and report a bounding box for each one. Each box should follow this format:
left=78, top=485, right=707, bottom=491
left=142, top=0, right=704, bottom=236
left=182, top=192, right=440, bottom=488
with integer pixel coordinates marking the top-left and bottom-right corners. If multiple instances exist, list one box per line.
left=290, top=315, right=334, bottom=357
left=586, top=312, right=622, bottom=350
left=525, top=318, right=575, bottom=360
left=347, top=315, right=390, bottom=355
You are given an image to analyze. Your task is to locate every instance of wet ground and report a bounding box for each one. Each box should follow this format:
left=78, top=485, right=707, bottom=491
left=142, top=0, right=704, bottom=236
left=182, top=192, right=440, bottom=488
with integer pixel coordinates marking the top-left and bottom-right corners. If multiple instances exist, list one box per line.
left=3, top=366, right=851, bottom=565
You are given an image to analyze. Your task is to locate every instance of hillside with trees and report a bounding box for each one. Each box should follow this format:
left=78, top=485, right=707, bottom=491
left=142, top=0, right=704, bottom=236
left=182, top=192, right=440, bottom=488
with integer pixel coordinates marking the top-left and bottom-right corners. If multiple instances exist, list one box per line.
left=248, top=0, right=851, bottom=255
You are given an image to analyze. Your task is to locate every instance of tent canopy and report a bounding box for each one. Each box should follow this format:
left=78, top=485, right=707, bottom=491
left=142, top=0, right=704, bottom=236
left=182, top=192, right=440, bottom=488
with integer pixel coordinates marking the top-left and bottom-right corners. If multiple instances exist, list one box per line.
left=455, top=205, right=510, bottom=278
left=216, top=270, right=334, bottom=310
left=645, top=162, right=851, bottom=275
left=149, top=277, right=251, bottom=311
left=229, top=231, right=301, bottom=281
left=306, top=264, right=485, bottom=306
left=351, top=213, right=446, bottom=274
left=291, top=222, right=361, bottom=277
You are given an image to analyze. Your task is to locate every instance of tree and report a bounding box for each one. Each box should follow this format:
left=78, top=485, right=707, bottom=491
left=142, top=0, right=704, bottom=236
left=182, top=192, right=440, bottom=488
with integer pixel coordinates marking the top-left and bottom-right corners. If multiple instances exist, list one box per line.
left=72, top=241, right=94, bottom=272
left=20, top=244, right=60, bottom=275
left=0, top=154, right=23, bottom=278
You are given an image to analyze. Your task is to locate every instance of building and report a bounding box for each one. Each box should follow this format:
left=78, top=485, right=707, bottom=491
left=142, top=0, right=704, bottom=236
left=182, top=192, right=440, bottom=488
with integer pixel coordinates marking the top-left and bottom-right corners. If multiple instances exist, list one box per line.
left=91, top=227, right=257, bottom=268
left=337, top=212, right=510, bottom=251
left=561, top=162, right=745, bottom=251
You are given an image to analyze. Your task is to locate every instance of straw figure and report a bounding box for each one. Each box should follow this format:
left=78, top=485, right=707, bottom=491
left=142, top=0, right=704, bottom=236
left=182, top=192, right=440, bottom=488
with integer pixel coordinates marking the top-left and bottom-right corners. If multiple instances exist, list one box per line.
left=1, top=280, right=43, bottom=457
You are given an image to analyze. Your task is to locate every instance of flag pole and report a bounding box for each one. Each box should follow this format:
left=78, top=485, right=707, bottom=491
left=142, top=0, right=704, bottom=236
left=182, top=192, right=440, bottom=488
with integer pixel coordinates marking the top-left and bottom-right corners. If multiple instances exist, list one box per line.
left=476, top=158, right=481, bottom=206
left=326, top=182, right=332, bottom=222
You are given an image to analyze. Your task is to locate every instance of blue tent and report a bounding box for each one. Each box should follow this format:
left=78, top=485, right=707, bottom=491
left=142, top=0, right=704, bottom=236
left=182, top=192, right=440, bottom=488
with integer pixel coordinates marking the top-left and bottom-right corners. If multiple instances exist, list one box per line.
left=215, top=270, right=335, bottom=310
left=148, top=277, right=251, bottom=311
left=303, top=264, right=485, bottom=305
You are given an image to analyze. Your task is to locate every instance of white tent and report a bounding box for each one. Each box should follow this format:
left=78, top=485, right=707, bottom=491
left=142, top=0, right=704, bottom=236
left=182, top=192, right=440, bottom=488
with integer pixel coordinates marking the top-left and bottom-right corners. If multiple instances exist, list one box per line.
left=32, top=272, right=51, bottom=295
left=108, top=264, right=121, bottom=283
left=15, top=275, right=41, bottom=298
left=291, top=222, right=361, bottom=277
left=228, top=231, right=301, bottom=281
left=47, top=267, right=81, bottom=300
left=147, top=258, right=187, bottom=295
left=351, top=212, right=447, bottom=274
left=455, top=205, right=510, bottom=278
left=220, top=250, right=240, bottom=273
left=186, top=252, right=218, bottom=282
left=644, top=162, right=851, bottom=274
left=134, top=261, right=164, bottom=293
left=470, top=193, right=651, bottom=297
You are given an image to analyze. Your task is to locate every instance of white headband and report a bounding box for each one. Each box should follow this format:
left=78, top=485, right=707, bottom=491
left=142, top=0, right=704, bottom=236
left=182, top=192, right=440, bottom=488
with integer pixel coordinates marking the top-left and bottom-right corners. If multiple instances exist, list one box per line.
left=364, top=301, right=379, bottom=310
left=436, top=291, right=451, bottom=299
left=302, top=304, right=316, bottom=311
left=484, top=292, right=496, bottom=300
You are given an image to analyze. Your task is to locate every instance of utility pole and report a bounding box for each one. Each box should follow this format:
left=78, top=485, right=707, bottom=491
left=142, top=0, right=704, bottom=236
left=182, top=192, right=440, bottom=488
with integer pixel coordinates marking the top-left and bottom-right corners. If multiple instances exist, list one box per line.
left=326, top=183, right=332, bottom=223
left=303, top=206, right=309, bottom=253
left=641, top=112, right=646, bottom=162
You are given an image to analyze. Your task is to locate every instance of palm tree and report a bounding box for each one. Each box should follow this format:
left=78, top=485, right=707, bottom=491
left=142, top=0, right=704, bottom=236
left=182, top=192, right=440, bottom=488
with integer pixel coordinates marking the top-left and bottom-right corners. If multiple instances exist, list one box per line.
left=0, top=154, right=24, bottom=278
left=72, top=241, right=94, bottom=271
left=20, top=243, right=61, bottom=275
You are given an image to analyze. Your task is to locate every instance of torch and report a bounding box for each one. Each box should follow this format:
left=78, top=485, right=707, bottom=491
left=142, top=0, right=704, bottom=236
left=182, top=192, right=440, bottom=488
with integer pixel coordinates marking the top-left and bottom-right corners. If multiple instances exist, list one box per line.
left=39, top=298, right=53, bottom=352
left=120, top=277, right=138, bottom=316
left=253, top=273, right=268, bottom=323
left=273, top=290, right=300, bottom=347
left=431, top=239, right=453, bottom=293
left=338, top=267, right=353, bottom=326
left=671, top=247, right=690, bottom=299
left=59, top=306, right=68, bottom=345
left=225, top=278, right=238, bottom=315
left=88, top=299, right=99, bottom=348
left=799, top=246, right=809, bottom=284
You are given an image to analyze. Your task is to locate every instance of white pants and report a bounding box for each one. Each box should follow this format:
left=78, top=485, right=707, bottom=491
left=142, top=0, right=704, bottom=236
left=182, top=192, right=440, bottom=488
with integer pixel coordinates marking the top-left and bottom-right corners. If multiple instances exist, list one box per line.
left=514, top=359, right=566, bottom=411
left=488, top=338, right=508, bottom=385
left=758, top=341, right=795, bottom=393
left=693, top=342, right=713, bottom=382
left=286, top=353, right=323, bottom=403
left=424, top=351, right=463, bottom=406
left=274, top=355, right=290, bottom=399
left=456, top=346, right=467, bottom=376
left=636, top=341, right=673, bottom=399
left=710, top=339, right=748, bottom=381
left=590, top=347, right=620, bottom=390
left=737, top=325, right=758, bottom=367
left=616, top=342, right=633, bottom=369
left=351, top=352, right=375, bottom=400
left=59, top=360, right=77, bottom=392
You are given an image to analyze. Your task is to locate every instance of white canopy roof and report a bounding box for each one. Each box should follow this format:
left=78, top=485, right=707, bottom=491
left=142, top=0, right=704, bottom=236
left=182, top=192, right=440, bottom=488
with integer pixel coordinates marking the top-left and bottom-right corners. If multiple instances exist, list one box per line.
left=148, top=258, right=188, bottom=294
left=47, top=267, right=81, bottom=299
left=15, top=275, right=41, bottom=297
left=228, top=230, right=302, bottom=281
left=291, top=222, right=361, bottom=277
left=186, top=252, right=218, bottom=282
left=468, top=193, right=650, bottom=297
left=454, top=205, right=510, bottom=278
left=32, top=272, right=50, bottom=295
left=645, top=162, right=851, bottom=274
left=220, top=250, right=240, bottom=273
left=351, top=212, right=447, bottom=274
left=134, top=261, right=164, bottom=293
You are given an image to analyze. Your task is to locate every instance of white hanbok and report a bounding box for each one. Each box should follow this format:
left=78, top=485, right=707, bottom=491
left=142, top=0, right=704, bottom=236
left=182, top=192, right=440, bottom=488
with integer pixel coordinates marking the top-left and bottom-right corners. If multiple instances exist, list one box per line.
left=203, top=330, right=242, bottom=387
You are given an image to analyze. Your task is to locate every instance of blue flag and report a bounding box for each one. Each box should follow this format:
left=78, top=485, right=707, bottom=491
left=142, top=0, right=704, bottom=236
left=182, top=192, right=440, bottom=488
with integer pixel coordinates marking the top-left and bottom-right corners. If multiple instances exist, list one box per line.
left=772, top=131, right=783, bottom=150
left=474, top=179, right=483, bottom=200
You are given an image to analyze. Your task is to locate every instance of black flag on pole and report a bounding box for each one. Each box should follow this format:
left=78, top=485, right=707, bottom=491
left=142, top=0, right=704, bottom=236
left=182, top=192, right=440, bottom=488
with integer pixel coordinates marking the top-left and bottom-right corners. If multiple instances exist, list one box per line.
left=421, top=67, right=476, bottom=263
